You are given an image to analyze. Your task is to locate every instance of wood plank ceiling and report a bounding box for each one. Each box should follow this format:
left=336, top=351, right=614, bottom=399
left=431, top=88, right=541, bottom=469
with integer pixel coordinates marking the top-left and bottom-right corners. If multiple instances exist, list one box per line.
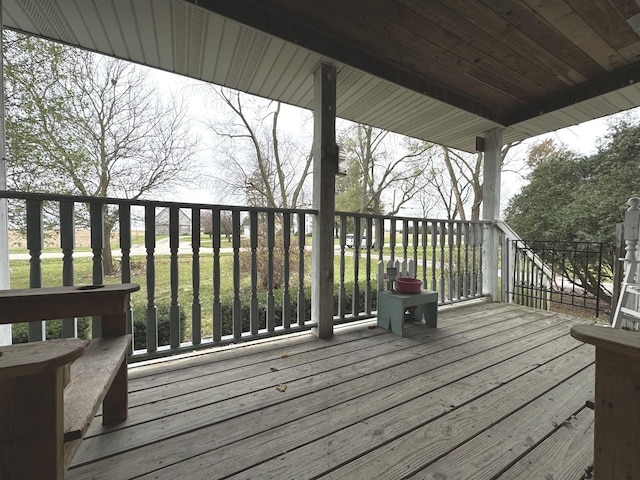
left=5, top=0, right=640, bottom=152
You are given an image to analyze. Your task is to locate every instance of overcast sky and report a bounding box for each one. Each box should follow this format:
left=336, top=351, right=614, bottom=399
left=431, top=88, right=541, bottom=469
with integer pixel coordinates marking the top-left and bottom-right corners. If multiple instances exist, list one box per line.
left=151, top=65, right=637, bottom=215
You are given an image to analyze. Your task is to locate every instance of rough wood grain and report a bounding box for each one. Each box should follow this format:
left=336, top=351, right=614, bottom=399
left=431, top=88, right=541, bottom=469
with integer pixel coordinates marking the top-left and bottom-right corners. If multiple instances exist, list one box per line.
left=67, top=307, right=590, bottom=479
left=0, top=338, right=86, bottom=380
left=228, top=353, right=594, bottom=480
left=0, top=283, right=139, bottom=323
left=571, top=323, right=640, bottom=358
left=124, top=304, right=530, bottom=407
left=405, top=370, right=594, bottom=479
left=0, top=367, right=66, bottom=480
left=64, top=336, right=131, bottom=442
left=499, top=407, right=594, bottom=480
left=93, top=309, right=558, bottom=433
left=592, top=345, right=640, bottom=479
left=112, top=326, right=589, bottom=480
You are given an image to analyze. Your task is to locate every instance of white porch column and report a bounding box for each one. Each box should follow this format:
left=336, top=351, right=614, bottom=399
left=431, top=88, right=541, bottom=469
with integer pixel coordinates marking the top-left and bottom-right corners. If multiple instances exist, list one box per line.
left=311, top=63, right=337, bottom=338
left=482, top=127, right=503, bottom=301
left=0, top=2, right=11, bottom=345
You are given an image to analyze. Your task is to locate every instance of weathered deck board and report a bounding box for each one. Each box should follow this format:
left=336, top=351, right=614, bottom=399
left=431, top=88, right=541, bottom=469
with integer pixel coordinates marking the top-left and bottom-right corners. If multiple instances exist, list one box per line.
left=499, top=406, right=595, bottom=480
left=67, top=302, right=596, bottom=480
left=79, top=308, right=562, bottom=458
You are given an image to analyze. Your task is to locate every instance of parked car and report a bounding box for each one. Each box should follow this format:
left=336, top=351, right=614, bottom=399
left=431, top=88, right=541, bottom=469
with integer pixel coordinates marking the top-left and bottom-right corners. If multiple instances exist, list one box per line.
left=346, top=233, right=355, bottom=248
left=345, top=233, right=375, bottom=248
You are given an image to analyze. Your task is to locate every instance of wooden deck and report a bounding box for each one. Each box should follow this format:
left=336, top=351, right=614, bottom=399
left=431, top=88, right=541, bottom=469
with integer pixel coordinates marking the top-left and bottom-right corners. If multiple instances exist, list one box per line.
left=67, top=302, right=596, bottom=480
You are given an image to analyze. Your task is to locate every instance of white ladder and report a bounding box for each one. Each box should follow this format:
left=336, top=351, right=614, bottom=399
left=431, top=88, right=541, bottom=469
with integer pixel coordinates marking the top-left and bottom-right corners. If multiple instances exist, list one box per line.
left=612, top=283, right=640, bottom=329
left=612, top=197, right=640, bottom=329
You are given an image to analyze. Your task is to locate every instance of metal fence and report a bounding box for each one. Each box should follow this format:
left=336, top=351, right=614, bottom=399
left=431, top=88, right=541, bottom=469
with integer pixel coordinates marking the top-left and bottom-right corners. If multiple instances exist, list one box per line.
left=505, top=239, right=614, bottom=319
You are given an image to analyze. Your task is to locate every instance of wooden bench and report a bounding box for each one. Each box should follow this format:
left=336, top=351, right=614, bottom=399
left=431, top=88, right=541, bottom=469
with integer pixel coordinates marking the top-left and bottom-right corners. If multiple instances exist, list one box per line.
left=570, top=324, right=640, bottom=480
left=377, top=290, right=438, bottom=336
left=0, top=283, right=140, bottom=480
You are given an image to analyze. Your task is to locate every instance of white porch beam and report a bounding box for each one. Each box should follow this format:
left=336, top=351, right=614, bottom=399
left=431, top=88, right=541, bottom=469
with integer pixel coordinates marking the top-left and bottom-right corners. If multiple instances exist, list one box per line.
left=481, top=127, right=503, bottom=301
left=0, top=2, right=11, bottom=345
left=311, top=63, right=337, bottom=338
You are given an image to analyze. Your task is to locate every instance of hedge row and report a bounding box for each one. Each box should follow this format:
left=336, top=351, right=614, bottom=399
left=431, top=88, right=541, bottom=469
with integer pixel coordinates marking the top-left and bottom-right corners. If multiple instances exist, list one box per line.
left=12, top=284, right=378, bottom=350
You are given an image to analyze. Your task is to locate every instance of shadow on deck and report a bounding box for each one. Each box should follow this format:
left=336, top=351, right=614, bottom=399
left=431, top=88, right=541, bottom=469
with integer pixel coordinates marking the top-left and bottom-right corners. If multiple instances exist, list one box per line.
left=67, top=302, right=595, bottom=479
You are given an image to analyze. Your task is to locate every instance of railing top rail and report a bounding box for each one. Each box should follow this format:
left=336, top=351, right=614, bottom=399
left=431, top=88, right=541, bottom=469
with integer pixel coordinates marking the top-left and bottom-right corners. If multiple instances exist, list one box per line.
left=0, top=190, right=318, bottom=215
left=496, top=220, right=554, bottom=278
left=335, top=210, right=491, bottom=225
left=516, top=240, right=614, bottom=247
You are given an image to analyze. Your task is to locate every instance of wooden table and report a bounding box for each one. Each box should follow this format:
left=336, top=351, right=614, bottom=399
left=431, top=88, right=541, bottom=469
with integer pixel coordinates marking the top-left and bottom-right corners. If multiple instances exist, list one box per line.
left=570, top=324, right=640, bottom=480
left=377, top=290, right=438, bottom=336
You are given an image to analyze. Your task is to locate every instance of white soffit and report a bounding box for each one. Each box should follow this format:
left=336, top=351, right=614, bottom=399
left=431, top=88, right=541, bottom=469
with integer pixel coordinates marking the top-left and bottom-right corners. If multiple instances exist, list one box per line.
left=3, top=0, right=640, bottom=153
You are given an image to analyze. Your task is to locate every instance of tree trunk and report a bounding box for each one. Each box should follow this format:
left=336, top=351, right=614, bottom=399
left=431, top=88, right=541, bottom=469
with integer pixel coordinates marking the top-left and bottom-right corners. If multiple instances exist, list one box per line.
left=103, top=227, right=115, bottom=276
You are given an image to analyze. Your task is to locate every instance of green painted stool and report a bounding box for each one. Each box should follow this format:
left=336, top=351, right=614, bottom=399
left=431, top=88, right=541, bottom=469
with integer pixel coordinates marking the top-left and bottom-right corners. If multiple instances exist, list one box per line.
left=377, top=290, right=438, bottom=337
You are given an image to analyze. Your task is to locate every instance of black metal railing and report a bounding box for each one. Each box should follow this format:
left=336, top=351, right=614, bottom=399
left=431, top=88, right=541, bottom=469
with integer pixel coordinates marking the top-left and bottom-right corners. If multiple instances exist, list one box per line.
left=507, top=239, right=614, bottom=318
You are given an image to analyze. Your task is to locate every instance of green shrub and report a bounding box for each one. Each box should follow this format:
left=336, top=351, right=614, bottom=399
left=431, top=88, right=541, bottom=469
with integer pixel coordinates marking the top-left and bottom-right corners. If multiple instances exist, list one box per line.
left=333, top=283, right=378, bottom=316
left=133, top=303, right=187, bottom=351
left=219, top=288, right=313, bottom=336
left=11, top=317, right=91, bottom=344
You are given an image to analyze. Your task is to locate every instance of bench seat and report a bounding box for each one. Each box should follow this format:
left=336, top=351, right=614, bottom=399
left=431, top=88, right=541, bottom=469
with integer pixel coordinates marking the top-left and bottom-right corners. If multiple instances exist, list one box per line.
left=0, top=283, right=139, bottom=480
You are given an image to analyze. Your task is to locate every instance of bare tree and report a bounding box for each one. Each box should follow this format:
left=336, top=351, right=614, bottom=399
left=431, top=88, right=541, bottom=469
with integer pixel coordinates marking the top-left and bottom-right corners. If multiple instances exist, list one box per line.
left=336, top=124, right=434, bottom=215
left=419, top=143, right=519, bottom=221
left=206, top=88, right=312, bottom=209
left=5, top=32, right=198, bottom=274
left=200, top=210, right=213, bottom=237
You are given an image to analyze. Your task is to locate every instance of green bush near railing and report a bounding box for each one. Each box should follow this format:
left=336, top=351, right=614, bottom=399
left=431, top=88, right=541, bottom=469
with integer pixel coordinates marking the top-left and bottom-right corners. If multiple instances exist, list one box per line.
left=11, top=317, right=91, bottom=344
left=132, top=303, right=187, bottom=351
left=129, top=282, right=378, bottom=349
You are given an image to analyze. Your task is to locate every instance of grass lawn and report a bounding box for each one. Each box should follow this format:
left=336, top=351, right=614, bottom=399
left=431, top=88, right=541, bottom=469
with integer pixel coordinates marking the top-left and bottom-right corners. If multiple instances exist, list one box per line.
left=8, top=235, right=464, bottom=342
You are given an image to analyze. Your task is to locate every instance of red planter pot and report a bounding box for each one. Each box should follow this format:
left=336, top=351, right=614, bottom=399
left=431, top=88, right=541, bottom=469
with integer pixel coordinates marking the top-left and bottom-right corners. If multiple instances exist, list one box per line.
left=395, top=277, right=422, bottom=294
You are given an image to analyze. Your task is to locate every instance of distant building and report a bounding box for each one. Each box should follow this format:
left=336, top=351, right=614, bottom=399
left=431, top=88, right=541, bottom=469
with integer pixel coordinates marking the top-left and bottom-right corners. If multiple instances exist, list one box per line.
left=155, top=207, right=191, bottom=236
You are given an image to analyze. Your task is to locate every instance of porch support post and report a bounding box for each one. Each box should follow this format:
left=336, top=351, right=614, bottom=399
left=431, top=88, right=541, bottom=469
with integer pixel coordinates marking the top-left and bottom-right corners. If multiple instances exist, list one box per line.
left=482, top=127, right=503, bottom=301
left=311, top=63, right=337, bottom=338
left=0, top=0, right=11, bottom=345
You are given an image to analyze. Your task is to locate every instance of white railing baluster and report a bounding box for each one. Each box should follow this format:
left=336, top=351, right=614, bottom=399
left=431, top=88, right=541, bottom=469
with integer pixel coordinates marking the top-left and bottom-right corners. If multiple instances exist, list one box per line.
left=144, top=205, right=157, bottom=352
left=191, top=207, right=201, bottom=345
left=463, top=222, right=470, bottom=299
left=402, top=218, right=409, bottom=270
left=439, top=221, right=446, bottom=304
left=119, top=204, right=133, bottom=352
left=447, top=221, right=454, bottom=301
left=169, top=207, right=180, bottom=348
left=376, top=217, right=384, bottom=263
left=412, top=220, right=419, bottom=277
left=389, top=219, right=396, bottom=264
left=622, top=197, right=640, bottom=284
left=421, top=220, right=428, bottom=287
left=89, top=202, right=104, bottom=338
left=297, top=212, right=306, bottom=326
left=282, top=213, right=291, bottom=329
left=231, top=209, right=241, bottom=339
left=249, top=211, right=259, bottom=335
left=26, top=199, right=44, bottom=341
left=212, top=208, right=222, bottom=341
left=477, top=223, right=484, bottom=296
left=431, top=220, right=437, bottom=291
left=364, top=216, right=373, bottom=314
left=455, top=222, right=462, bottom=300
left=338, top=214, right=346, bottom=320
left=266, top=211, right=275, bottom=332
left=352, top=216, right=361, bottom=317
left=60, top=201, right=76, bottom=338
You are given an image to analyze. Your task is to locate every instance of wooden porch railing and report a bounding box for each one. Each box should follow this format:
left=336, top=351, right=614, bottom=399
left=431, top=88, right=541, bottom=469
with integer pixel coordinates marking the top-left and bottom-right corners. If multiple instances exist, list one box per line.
left=0, top=191, right=488, bottom=360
